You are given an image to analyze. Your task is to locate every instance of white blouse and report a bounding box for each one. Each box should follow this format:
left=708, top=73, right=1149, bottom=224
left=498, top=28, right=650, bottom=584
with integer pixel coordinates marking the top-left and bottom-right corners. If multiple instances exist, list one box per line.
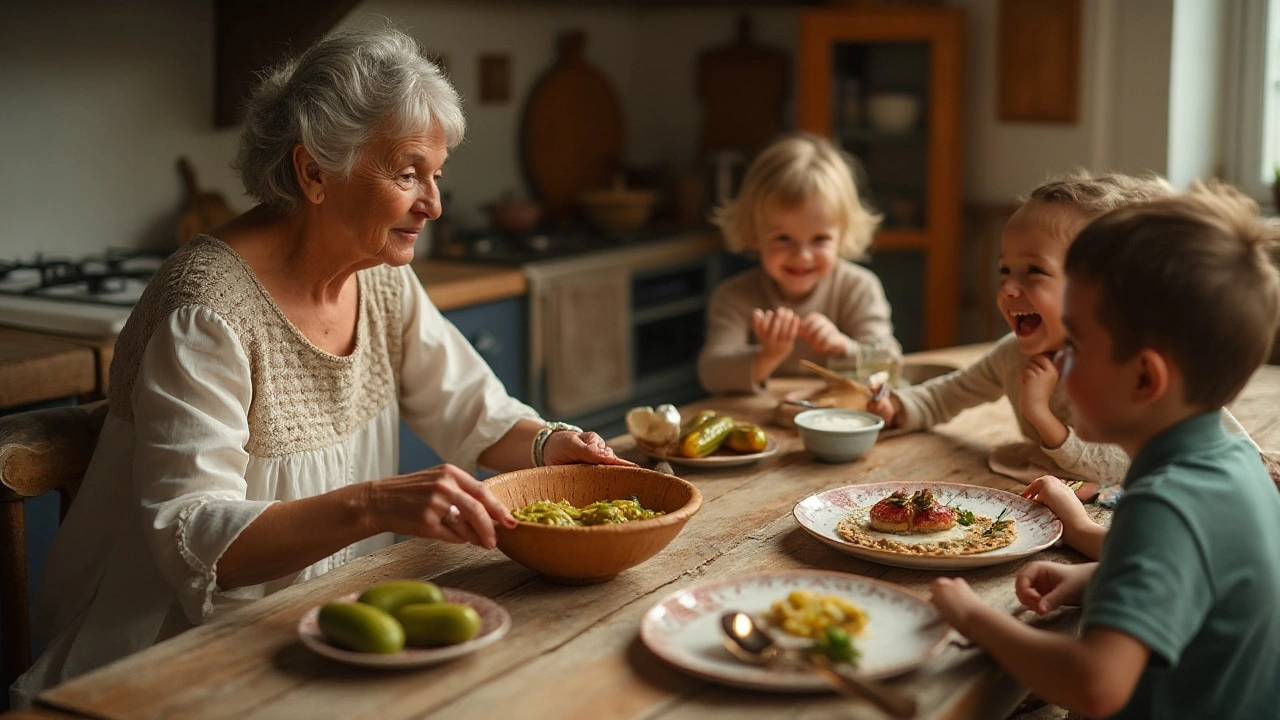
left=11, top=245, right=538, bottom=707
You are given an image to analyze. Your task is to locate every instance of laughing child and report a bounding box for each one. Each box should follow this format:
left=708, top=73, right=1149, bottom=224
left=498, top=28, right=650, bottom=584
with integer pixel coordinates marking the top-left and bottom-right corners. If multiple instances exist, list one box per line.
left=868, top=172, right=1260, bottom=548
left=698, top=132, right=902, bottom=393
left=929, top=181, right=1280, bottom=719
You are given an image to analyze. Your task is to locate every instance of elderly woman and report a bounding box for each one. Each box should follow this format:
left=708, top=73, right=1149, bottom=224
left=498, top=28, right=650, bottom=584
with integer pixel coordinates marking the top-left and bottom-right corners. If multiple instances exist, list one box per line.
left=11, top=27, right=628, bottom=705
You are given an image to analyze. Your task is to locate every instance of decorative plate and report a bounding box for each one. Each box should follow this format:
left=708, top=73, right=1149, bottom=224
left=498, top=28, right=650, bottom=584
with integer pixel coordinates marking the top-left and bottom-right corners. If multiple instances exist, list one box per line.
left=793, top=482, right=1063, bottom=570
left=639, top=438, right=779, bottom=469
left=639, top=569, right=947, bottom=691
left=298, top=588, right=510, bottom=668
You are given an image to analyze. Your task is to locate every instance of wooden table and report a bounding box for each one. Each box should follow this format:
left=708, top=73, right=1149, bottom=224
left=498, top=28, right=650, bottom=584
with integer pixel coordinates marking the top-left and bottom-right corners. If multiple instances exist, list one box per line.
left=19, top=345, right=1280, bottom=720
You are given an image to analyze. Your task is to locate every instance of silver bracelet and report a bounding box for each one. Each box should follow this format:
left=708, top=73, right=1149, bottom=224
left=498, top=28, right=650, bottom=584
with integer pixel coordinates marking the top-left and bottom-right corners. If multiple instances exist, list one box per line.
left=532, top=421, right=583, bottom=467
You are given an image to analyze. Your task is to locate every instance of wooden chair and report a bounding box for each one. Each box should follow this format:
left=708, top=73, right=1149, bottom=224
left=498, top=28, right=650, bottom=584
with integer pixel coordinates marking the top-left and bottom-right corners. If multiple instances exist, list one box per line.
left=0, top=401, right=106, bottom=688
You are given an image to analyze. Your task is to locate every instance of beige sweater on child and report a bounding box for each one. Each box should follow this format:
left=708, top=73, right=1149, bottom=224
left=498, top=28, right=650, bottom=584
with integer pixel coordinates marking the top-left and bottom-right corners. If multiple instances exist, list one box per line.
left=698, top=261, right=902, bottom=394
left=895, top=332, right=1256, bottom=485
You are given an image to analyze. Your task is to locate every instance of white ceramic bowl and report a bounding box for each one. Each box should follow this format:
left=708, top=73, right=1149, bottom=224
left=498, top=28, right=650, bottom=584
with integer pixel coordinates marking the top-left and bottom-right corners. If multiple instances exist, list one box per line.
left=794, top=409, right=885, bottom=463
left=867, top=93, right=921, bottom=133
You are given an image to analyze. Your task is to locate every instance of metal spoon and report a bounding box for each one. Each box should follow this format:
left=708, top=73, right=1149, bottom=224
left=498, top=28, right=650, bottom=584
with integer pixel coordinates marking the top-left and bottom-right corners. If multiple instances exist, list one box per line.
left=720, top=611, right=918, bottom=719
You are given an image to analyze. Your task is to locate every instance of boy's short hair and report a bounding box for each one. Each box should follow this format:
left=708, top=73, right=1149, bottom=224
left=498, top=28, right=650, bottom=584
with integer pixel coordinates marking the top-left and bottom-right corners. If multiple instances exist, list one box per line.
left=1020, top=171, right=1176, bottom=242
left=1065, top=180, right=1280, bottom=408
left=712, top=132, right=882, bottom=260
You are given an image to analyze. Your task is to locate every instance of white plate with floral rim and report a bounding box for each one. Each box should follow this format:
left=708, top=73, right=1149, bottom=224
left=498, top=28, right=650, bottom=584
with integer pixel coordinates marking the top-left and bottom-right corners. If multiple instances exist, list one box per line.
left=298, top=587, right=510, bottom=668
left=793, top=482, right=1063, bottom=570
left=639, top=570, right=948, bottom=691
left=639, top=437, right=779, bottom=469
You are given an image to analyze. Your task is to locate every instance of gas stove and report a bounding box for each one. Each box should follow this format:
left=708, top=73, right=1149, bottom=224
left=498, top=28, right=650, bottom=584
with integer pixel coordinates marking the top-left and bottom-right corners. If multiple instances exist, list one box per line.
left=0, top=248, right=168, bottom=337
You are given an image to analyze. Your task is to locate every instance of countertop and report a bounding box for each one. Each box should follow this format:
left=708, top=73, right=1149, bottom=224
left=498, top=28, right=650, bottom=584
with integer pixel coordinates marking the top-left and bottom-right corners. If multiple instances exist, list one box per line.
left=1, top=232, right=721, bottom=410
left=0, top=261, right=527, bottom=411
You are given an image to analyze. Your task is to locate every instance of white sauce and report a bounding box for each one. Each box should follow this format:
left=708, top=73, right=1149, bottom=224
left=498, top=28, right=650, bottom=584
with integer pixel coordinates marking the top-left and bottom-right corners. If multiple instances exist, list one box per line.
left=802, top=413, right=877, bottom=432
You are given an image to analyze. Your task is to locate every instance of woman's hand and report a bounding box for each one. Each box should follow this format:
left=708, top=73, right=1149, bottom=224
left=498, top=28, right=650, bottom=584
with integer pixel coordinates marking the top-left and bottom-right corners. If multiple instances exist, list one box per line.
left=1015, top=561, right=1095, bottom=615
left=543, top=430, right=636, bottom=467
left=364, top=465, right=516, bottom=549
left=798, top=312, right=855, bottom=357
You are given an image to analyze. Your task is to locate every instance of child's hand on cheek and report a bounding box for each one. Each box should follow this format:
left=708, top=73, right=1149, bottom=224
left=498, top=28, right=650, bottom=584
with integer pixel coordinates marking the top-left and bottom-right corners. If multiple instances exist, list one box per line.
left=753, top=308, right=800, bottom=362
left=929, top=577, right=984, bottom=635
left=1020, top=353, right=1069, bottom=448
left=798, top=312, right=855, bottom=357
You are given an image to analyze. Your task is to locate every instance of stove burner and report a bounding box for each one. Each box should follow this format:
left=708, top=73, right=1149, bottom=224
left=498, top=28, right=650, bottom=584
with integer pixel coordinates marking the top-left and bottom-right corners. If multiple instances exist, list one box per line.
left=0, top=248, right=168, bottom=306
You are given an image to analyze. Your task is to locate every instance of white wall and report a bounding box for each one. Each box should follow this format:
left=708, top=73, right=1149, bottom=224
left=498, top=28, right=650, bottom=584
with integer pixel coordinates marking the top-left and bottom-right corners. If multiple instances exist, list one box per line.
left=1166, top=0, right=1227, bottom=188
left=949, top=0, right=1107, bottom=203
left=0, top=0, right=794, bottom=258
left=0, top=0, right=241, bottom=256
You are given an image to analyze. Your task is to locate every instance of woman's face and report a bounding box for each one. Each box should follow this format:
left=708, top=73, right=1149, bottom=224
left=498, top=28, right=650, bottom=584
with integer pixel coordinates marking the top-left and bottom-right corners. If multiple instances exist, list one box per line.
left=320, top=124, right=447, bottom=268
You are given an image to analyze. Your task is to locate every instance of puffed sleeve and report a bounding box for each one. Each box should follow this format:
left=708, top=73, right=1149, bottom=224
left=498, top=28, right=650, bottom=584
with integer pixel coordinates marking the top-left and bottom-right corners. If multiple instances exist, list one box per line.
left=397, top=265, right=540, bottom=471
left=131, top=305, right=274, bottom=625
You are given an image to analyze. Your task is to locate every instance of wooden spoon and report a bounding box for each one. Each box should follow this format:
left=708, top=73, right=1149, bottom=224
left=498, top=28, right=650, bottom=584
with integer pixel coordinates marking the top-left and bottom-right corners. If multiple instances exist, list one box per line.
left=799, top=359, right=870, bottom=394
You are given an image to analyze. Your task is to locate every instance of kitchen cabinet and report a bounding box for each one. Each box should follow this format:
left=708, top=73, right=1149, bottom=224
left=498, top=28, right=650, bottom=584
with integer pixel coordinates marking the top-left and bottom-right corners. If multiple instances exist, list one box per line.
left=797, top=5, right=965, bottom=349
left=398, top=297, right=527, bottom=476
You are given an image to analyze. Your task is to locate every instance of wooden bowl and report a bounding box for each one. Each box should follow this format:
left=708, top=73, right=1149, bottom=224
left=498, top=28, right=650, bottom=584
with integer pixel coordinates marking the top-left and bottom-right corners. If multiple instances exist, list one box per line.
left=578, top=187, right=657, bottom=232
left=487, top=465, right=702, bottom=584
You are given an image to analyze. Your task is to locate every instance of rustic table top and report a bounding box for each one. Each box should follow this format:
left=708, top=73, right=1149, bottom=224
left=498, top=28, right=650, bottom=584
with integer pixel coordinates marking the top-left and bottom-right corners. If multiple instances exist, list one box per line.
left=23, top=344, right=1280, bottom=720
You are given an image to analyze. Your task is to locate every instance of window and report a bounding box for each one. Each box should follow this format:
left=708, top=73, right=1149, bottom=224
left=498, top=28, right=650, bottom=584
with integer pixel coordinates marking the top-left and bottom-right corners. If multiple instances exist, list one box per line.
left=1225, top=0, right=1280, bottom=204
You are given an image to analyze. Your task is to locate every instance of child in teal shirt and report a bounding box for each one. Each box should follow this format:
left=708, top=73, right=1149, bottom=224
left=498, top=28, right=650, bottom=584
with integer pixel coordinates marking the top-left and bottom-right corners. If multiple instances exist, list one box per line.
left=928, top=182, right=1280, bottom=719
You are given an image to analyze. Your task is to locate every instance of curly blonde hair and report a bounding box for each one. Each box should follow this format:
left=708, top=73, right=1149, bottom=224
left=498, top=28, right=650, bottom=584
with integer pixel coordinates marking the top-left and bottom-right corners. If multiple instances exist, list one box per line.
left=712, top=132, right=882, bottom=260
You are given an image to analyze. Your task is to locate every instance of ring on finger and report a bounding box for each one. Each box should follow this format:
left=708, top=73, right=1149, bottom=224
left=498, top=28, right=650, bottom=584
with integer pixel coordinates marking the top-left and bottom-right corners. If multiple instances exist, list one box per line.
left=442, top=504, right=461, bottom=528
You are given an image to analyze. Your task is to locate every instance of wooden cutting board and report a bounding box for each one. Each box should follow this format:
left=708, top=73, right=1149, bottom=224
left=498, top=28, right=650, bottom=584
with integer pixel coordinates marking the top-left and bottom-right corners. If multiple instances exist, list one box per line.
left=175, top=157, right=236, bottom=243
left=697, top=15, right=789, bottom=159
left=521, top=31, right=625, bottom=221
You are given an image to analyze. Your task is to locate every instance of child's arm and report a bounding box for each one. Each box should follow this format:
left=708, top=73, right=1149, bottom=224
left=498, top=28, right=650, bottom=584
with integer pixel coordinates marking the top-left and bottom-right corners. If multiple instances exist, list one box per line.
left=1020, top=352, right=1069, bottom=449
left=830, top=263, right=903, bottom=362
left=933, top=573, right=1150, bottom=718
left=1022, top=475, right=1106, bottom=560
left=889, top=335, right=1017, bottom=432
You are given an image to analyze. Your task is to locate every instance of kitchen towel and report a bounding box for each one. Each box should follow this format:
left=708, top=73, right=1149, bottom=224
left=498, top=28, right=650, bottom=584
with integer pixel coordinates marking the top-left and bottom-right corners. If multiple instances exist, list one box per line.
left=543, top=267, right=633, bottom=418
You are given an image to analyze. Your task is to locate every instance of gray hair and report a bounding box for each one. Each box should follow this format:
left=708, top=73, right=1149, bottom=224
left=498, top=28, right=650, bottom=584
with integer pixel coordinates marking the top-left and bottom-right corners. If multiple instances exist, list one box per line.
left=234, top=26, right=465, bottom=211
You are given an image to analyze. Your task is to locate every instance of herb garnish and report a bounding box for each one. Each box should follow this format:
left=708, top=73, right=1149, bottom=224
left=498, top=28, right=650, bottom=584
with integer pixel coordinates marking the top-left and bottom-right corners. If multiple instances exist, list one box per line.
left=943, top=494, right=977, bottom=526
left=813, top=625, right=861, bottom=665
left=983, top=506, right=1012, bottom=537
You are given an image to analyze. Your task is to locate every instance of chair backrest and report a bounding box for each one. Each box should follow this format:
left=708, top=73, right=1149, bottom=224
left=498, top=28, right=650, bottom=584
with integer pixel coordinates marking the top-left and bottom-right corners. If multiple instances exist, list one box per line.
left=0, top=401, right=106, bottom=688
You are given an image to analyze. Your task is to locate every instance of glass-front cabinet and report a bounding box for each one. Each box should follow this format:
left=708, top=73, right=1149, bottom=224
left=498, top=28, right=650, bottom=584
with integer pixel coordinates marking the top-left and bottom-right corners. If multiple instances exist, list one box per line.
left=798, top=6, right=964, bottom=349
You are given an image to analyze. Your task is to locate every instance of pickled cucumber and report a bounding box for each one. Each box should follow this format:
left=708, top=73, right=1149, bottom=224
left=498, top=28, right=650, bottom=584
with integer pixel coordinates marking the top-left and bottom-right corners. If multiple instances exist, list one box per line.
left=725, top=423, right=768, bottom=453
left=395, top=602, right=482, bottom=647
left=678, top=415, right=736, bottom=457
left=679, top=410, right=717, bottom=436
left=317, top=602, right=405, bottom=654
left=357, top=580, right=445, bottom=614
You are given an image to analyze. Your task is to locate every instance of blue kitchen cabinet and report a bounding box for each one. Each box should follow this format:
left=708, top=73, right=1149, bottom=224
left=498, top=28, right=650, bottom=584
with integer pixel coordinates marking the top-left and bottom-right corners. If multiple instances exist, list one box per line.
left=398, top=296, right=527, bottom=475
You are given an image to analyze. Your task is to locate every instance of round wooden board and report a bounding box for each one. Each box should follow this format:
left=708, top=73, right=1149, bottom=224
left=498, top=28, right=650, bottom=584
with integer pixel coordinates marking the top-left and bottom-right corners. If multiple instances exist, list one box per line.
left=521, top=32, right=625, bottom=220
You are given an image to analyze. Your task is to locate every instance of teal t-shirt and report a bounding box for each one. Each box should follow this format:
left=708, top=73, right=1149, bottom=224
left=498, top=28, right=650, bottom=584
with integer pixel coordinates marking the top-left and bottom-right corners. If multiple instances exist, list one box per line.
left=1082, top=412, right=1280, bottom=719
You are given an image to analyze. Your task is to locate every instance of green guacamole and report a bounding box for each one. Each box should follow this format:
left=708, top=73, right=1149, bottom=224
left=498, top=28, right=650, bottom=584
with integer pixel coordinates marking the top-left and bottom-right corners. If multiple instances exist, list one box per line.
left=514, top=498, right=664, bottom=527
